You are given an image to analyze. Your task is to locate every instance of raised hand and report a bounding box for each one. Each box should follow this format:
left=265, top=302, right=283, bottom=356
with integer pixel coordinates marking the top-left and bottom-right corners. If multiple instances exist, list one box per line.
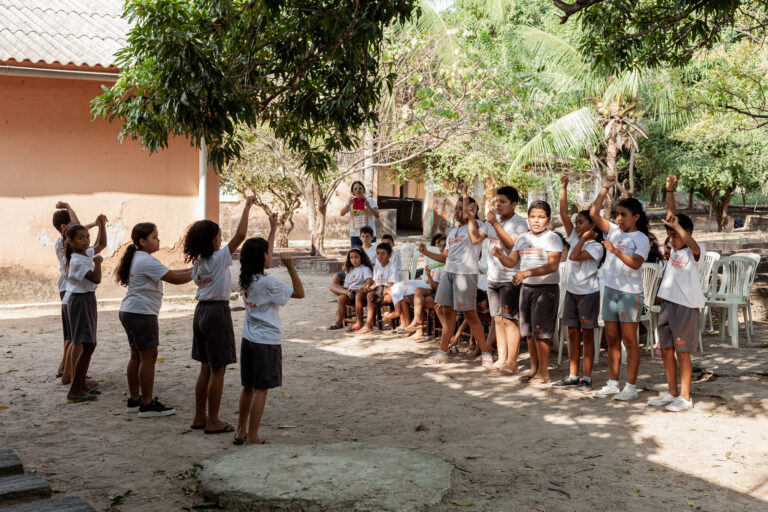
left=245, top=195, right=257, bottom=207
left=560, top=175, right=569, bottom=189
left=458, top=182, right=469, bottom=196
left=666, top=175, right=677, bottom=191
left=581, top=229, right=598, bottom=241
left=93, top=255, right=103, bottom=264
left=96, top=214, right=108, bottom=225
left=486, top=209, right=498, bottom=225
left=661, top=215, right=683, bottom=233
left=602, top=174, right=616, bottom=189
left=279, top=253, right=294, bottom=268
left=268, top=212, right=279, bottom=228
left=55, top=201, right=69, bottom=209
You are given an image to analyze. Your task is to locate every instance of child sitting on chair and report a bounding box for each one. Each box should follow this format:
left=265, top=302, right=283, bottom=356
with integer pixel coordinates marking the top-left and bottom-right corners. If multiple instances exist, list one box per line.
left=358, top=243, right=399, bottom=334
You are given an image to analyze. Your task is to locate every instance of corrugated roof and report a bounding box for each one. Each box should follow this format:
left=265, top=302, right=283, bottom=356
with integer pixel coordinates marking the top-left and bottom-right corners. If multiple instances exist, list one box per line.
left=0, top=0, right=129, bottom=68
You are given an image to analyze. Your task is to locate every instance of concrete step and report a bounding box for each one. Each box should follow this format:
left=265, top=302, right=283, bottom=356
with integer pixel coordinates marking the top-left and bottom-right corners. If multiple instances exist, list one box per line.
left=1, top=495, right=95, bottom=511
left=0, top=474, right=51, bottom=506
left=0, top=449, right=23, bottom=478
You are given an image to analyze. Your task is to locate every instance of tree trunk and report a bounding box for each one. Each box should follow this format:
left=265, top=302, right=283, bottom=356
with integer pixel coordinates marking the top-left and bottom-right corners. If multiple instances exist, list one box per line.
left=308, top=176, right=327, bottom=256
left=703, top=187, right=735, bottom=232
left=688, top=187, right=694, bottom=209
left=650, top=187, right=658, bottom=206
left=627, top=148, right=635, bottom=197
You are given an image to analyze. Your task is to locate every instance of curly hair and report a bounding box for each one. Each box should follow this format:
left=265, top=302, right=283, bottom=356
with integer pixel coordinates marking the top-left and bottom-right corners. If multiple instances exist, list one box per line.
left=346, top=247, right=374, bottom=272
left=239, top=237, right=269, bottom=293
left=183, top=220, right=220, bottom=263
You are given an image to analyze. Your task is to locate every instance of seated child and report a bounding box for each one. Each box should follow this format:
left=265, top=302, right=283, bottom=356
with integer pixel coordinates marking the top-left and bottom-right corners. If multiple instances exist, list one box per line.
left=328, top=247, right=373, bottom=330
left=358, top=243, right=399, bottom=333
left=381, top=234, right=403, bottom=275
left=359, top=226, right=378, bottom=263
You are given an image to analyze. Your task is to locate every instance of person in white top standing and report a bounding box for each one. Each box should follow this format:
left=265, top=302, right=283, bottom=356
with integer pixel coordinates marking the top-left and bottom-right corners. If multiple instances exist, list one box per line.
left=467, top=185, right=529, bottom=375
left=340, top=180, right=380, bottom=247
left=116, top=223, right=194, bottom=418
left=554, top=176, right=605, bottom=391
left=63, top=215, right=107, bottom=402
left=182, top=197, right=277, bottom=434
left=419, top=183, right=492, bottom=368
left=494, top=201, right=563, bottom=384
left=51, top=201, right=96, bottom=384
left=589, top=175, right=651, bottom=401
left=649, top=175, right=706, bottom=412
left=234, top=238, right=305, bottom=445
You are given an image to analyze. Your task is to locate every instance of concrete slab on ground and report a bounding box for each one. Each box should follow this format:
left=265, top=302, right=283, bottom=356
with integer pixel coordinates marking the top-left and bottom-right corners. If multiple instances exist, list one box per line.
left=198, top=442, right=453, bottom=511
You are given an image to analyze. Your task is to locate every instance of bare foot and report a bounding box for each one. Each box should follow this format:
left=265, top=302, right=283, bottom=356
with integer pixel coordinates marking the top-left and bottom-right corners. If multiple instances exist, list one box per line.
left=61, top=376, right=72, bottom=385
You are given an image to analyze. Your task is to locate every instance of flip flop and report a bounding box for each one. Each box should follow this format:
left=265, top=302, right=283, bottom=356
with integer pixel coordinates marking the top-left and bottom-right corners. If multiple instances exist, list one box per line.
left=357, top=328, right=373, bottom=334
left=348, top=325, right=361, bottom=331
left=233, top=434, right=246, bottom=445
left=55, top=373, right=63, bottom=378
left=518, top=375, right=534, bottom=383
left=204, top=423, right=234, bottom=435
left=67, top=393, right=97, bottom=403
left=327, top=324, right=343, bottom=330
left=485, top=365, right=502, bottom=374
left=190, top=424, right=206, bottom=430
left=499, top=367, right=519, bottom=375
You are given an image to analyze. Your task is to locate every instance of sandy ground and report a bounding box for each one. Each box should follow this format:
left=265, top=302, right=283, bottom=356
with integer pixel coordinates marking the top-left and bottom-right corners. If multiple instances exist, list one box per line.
left=1, top=269, right=768, bottom=511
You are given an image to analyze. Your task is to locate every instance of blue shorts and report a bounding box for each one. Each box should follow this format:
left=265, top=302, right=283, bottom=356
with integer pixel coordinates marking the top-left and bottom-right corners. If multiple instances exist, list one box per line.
left=602, top=287, right=643, bottom=323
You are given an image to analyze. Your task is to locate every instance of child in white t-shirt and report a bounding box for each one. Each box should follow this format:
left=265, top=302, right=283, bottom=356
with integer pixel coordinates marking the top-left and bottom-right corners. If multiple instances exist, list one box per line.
left=419, top=183, right=491, bottom=367
left=116, top=223, right=193, bottom=418
left=358, top=243, right=399, bottom=333
left=494, top=201, right=563, bottom=384
left=648, top=175, right=706, bottom=412
left=63, top=215, right=107, bottom=402
left=589, top=175, right=651, bottom=401
left=182, top=197, right=276, bottom=434
left=234, top=238, right=305, bottom=445
left=328, top=247, right=373, bottom=330
left=554, top=176, right=605, bottom=391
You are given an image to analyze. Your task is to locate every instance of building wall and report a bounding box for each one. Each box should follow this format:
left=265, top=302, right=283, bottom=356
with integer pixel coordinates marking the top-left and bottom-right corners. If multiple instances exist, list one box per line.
left=0, top=73, right=212, bottom=302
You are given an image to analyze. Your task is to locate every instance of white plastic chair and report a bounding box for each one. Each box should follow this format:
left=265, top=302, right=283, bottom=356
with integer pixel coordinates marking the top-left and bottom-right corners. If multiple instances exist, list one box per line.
left=421, top=245, right=445, bottom=282
left=639, top=262, right=664, bottom=351
left=479, top=239, right=490, bottom=275
left=730, top=252, right=759, bottom=337
left=394, top=243, right=418, bottom=281
left=702, top=255, right=757, bottom=348
left=701, top=251, right=721, bottom=334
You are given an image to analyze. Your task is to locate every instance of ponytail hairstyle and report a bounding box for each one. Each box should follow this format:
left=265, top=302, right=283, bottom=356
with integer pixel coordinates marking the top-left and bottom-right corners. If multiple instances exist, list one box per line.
left=115, top=222, right=157, bottom=286
left=576, top=209, right=606, bottom=266
left=64, top=224, right=87, bottom=265
left=346, top=247, right=374, bottom=272
left=183, top=220, right=220, bottom=263
left=617, top=198, right=650, bottom=236
left=239, top=237, right=269, bottom=294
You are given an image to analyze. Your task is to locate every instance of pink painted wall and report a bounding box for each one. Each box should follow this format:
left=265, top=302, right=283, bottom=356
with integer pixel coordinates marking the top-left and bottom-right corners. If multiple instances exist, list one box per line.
left=0, top=72, right=216, bottom=301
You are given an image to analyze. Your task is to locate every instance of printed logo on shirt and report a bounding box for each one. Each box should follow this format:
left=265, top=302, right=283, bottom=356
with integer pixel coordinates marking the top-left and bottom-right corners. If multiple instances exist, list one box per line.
left=519, top=247, right=544, bottom=256
left=669, top=251, right=689, bottom=269
left=613, top=239, right=635, bottom=254
left=243, top=298, right=259, bottom=310
left=448, top=233, right=466, bottom=246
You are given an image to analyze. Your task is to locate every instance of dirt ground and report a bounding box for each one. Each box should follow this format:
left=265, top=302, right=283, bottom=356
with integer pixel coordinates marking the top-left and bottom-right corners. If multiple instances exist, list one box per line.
left=1, top=269, right=767, bottom=511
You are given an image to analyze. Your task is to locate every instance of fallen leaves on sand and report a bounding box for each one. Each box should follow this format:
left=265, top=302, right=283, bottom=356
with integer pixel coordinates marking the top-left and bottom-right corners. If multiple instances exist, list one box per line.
left=181, top=429, right=192, bottom=435
left=449, top=500, right=475, bottom=507
left=278, top=425, right=297, bottom=429
left=282, top=390, right=292, bottom=398
left=6, top=369, right=18, bottom=373
left=156, top=358, right=164, bottom=364
left=108, top=489, right=133, bottom=507
left=0, top=405, right=9, bottom=409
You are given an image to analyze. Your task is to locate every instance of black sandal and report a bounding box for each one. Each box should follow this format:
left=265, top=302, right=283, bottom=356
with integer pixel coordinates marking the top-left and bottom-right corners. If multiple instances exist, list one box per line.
left=327, top=324, right=343, bottom=330
left=233, top=434, right=246, bottom=445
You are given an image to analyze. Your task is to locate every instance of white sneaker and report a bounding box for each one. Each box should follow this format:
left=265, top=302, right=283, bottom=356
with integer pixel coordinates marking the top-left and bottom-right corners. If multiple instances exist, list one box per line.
left=592, top=383, right=620, bottom=398
left=665, top=396, right=694, bottom=412
left=648, top=392, right=677, bottom=407
left=425, top=350, right=448, bottom=365
left=614, top=386, right=639, bottom=401
left=481, top=352, right=493, bottom=368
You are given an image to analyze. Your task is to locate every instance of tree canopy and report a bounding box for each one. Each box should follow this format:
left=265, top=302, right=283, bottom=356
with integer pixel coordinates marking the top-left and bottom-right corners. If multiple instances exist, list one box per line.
left=91, top=0, right=417, bottom=176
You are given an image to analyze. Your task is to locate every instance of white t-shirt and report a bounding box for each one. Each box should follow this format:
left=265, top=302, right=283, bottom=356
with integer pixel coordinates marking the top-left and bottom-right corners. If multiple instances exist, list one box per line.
left=193, top=247, right=233, bottom=301
left=66, top=248, right=98, bottom=294
left=242, top=274, right=293, bottom=345
left=601, top=223, right=650, bottom=294
left=120, top=251, right=170, bottom=316
left=445, top=224, right=481, bottom=275
left=390, top=279, right=431, bottom=305
left=564, top=231, right=604, bottom=295
left=481, top=215, right=529, bottom=281
left=512, top=230, right=563, bottom=285
left=373, top=262, right=398, bottom=287
left=363, top=244, right=378, bottom=264
left=55, top=237, right=67, bottom=293
left=349, top=196, right=378, bottom=238
left=344, top=265, right=372, bottom=290
left=657, top=243, right=706, bottom=309
left=385, top=247, right=403, bottom=275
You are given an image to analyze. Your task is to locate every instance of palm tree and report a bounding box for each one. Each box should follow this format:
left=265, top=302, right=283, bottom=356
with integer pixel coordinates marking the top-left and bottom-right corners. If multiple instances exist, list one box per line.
left=509, top=27, right=686, bottom=201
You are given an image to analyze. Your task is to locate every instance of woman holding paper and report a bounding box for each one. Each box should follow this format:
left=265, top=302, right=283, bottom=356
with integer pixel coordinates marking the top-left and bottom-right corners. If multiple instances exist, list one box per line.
left=340, top=180, right=380, bottom=247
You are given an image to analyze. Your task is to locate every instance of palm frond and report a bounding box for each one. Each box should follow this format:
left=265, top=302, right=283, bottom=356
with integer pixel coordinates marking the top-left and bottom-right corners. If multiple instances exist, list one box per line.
left=509, top=107, right=602, bottom=172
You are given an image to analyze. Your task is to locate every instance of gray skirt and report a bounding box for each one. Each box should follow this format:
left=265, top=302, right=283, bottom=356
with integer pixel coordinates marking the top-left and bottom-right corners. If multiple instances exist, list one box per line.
left=67, top=292, right=97, bottom=345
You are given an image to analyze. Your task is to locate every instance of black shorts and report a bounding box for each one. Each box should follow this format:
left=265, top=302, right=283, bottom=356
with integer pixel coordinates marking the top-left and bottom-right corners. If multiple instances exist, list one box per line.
left=240, top=340, right=282, bottom=389
left=119, top=311, right=159, bottom=351
left=60, top=290, right=71, bottom=341
left=519, top=284, right=559, bottom=340
left=562, top=291, right=600, bottom=329
left=67, top=292, right=97, bottom=345
left=487, top=281, right=521, bottom=321
left=192, top=301, right=237, bottom=367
